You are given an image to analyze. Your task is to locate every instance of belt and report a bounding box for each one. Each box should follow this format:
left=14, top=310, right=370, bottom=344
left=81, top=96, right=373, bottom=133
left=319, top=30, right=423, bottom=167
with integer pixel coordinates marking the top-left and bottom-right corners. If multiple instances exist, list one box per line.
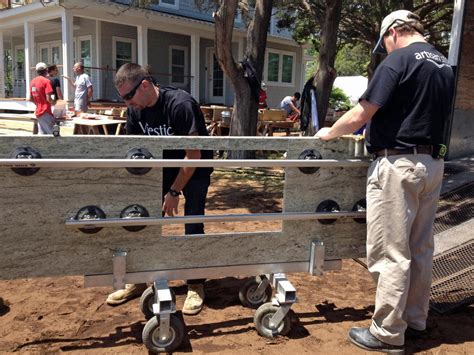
left=373, top=145, right=433, bottom=158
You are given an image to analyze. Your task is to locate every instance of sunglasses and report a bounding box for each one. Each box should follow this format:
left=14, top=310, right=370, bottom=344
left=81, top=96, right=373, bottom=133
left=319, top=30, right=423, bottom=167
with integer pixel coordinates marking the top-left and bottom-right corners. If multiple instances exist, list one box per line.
left=119, top=76, right=149, bottom=101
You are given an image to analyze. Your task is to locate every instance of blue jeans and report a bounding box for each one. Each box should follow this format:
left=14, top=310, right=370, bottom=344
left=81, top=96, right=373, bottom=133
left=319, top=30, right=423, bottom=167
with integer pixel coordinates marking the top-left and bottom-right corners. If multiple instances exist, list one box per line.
left=164, top=176, right=210, bottom=284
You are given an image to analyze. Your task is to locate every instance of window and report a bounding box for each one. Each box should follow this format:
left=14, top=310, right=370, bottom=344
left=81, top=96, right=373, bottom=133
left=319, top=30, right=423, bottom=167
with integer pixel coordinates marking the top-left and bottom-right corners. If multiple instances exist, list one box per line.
left=112, top=37, right=137, bottom=70
left=169, top=45, right=188, bottom=87
left=265, top=50, right=295, bottom=86
left=78, top=36, right=92, bottom=70
left=14, top=46, right=25, bottom=80
left=159, top=0, right=178, bottom=9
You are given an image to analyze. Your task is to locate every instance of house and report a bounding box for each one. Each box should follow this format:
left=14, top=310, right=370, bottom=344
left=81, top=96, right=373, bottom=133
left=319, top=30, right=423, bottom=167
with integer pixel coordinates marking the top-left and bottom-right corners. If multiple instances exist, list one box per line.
left=0, top=0, right=306, bottom=109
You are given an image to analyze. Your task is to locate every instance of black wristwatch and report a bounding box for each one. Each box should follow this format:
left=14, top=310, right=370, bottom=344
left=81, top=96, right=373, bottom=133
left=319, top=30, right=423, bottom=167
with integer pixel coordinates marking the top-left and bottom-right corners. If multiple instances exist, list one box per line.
left=169, top=189, right=181, bottom=197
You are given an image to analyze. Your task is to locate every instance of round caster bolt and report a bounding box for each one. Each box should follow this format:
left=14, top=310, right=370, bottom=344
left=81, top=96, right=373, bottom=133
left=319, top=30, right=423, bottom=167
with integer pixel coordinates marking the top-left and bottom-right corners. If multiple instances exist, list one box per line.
left=316, top=200, right=340, bottom=225
left=142, top=314, right=184, bottom=353
left=298, top=149, right=323, bottom=174
left=74, top=206, right=106, bottom=234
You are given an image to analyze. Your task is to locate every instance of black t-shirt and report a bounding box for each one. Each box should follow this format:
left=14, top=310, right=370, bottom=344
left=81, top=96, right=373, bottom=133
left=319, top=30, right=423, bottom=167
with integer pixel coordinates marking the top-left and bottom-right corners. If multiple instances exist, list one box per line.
left=360, top=42, right=454, bottom=153
left=49, top=77, right=61, bottom=97
left=126, top=86, right=213, bottom=187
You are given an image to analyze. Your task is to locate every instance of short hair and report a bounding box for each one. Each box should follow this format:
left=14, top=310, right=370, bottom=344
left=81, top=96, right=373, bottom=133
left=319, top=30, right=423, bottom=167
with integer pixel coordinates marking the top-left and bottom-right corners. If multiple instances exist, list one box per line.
left=37, top=69, right=47, bottom=76
left=115, top=63, right=150, bottom=88
left=294, top=92, right=301, bottom=100
left=47, top=64, right=57, bottom=74
left=388, top=13, right=424, bottom=37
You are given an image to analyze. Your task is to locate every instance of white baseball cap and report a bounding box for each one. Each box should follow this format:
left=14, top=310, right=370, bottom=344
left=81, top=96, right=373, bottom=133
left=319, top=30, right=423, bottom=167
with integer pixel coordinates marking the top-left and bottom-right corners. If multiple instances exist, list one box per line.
left=35, top=62, right=47, bottom=71
left=373, top=10, right=420, bottom=54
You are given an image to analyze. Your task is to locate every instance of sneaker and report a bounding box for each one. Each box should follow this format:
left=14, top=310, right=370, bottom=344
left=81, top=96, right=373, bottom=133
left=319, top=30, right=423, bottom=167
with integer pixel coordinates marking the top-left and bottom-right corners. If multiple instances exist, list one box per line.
left=106, top=283, right=147, bottom=306
left=183, top=284, right=205, bottom=315
left=348, top=327, right=405, bottom=354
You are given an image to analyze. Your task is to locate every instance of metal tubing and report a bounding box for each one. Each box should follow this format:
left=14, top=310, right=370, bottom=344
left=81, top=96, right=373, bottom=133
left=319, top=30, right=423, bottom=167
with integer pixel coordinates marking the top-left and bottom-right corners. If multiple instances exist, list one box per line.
left=112, top=249, right=127, bottom=290
left=269, top=304, right=291, bottom=329
left=310, top=241, right=326, bottom=276
left=84, top=260, right=343, bottom=288
left=66, top=211, right=366, bottom=228
left=0, top=158, right=370, bottom=169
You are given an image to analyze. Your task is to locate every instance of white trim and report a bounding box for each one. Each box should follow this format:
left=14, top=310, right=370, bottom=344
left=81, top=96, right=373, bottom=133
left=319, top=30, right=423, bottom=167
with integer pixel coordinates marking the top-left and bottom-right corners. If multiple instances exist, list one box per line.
left=137, top=25, right=148, bottom=67
left=169, top=45, right=188, bottom=88
left=0, top=31, right=4, bottom=98
left=264, top=48, right=296, bottom=87
left=159, top=0, right=179, bottom=10
left=205, top=47, right=226, bottom=103
left=190, top=35, right=200, bottom=101
left=95, top=20, right=101, bottom=99
left=61, top=9, right=73, bottom=101
left=112, top=36, right=137, bottom=70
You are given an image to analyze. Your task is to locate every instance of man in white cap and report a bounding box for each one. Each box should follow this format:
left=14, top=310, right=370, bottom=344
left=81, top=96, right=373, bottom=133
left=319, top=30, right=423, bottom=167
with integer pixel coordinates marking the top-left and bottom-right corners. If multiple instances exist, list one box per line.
left=29, top=62, right=56, bottom=134
left=316, top=9, right=454, bottom=353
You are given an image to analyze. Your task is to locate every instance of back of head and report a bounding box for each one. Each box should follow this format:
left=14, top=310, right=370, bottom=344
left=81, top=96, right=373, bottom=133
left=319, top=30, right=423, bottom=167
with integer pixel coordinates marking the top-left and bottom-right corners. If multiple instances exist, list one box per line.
left=374, top=10, right=424, bottom=53
left=47, top=64, right=57, bottom=75
left=115, top=63, right=149, bottom=88
left=294, top=92, right=301, bottom=100
left=35, top=62, right=47, bottom=76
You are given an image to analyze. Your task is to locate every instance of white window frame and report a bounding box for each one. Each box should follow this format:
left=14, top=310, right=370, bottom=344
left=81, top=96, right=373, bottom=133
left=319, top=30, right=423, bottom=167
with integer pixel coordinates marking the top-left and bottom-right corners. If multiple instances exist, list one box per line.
left=14, top=45, right=25, bottom=81
left=37, top=40, right=62, bottom=65
left=264, top=49, right=296, bottom=87
left=159, top=0, right=179, bottom=10
left=169, top=45, right=188, bottom=87
left=112, top=36, right=137, bottom=70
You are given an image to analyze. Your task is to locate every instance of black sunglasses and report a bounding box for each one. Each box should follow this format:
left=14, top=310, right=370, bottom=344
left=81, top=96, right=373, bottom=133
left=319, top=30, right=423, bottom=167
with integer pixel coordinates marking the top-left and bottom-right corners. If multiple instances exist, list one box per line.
left=119, top=76, right=150, bottom=101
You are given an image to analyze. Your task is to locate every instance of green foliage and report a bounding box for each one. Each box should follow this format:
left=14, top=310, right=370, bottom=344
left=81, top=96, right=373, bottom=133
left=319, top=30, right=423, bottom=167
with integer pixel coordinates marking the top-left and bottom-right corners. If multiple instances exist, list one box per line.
left=335, top=43, right=370, bottom=76
left=329, top=87, right=351, bottom=111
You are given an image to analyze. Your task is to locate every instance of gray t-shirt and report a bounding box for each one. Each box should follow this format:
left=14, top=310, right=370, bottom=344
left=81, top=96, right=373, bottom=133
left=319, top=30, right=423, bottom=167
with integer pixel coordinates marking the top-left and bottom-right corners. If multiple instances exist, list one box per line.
left=74, top=73, right=92, bottom=104
left=280, top=96, right=294, bottom=115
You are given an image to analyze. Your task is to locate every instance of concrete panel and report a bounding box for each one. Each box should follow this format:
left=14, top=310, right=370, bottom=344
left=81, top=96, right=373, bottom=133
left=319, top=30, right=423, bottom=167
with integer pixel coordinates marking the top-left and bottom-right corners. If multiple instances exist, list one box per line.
left=449, top=108, right=474, bottom=159
left=0, top=136, right=369, bottom=280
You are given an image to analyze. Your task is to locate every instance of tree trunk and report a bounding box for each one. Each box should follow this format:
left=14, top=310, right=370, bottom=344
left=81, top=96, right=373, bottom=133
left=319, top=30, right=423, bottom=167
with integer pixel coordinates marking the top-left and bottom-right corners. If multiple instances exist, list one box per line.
left=214, top=0, right=273, bottom=159
left=305, top=0, right=343, bottom=136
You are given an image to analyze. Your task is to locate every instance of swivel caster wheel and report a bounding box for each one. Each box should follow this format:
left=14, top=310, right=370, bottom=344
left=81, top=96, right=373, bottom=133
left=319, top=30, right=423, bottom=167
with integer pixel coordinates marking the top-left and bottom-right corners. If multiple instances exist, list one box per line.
left=140, top=286, right=176, bottom=320
left=239, top=276, right=272, bottom=309
left=254, top=302, right=292, bottom=338
left=142, top=314, right=184, bottom=353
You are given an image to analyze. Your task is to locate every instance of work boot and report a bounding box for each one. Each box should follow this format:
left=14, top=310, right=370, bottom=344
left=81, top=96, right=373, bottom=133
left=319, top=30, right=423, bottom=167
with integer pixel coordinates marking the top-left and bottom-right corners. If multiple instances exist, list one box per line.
left=348, top=327, right=405, bottom=354
left=106, top=283, right=147, bottom=306
left=183, top=283, right=205, bottom=315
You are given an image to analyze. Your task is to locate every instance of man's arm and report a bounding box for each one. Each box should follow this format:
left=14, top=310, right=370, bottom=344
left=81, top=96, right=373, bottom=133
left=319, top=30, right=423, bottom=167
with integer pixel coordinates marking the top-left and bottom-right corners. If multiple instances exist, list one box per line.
left=63, top=75, right=76, bottom=88
left=87, top=86, right=93, bottom=101
left=289, top=102, right=301, bottom=115
left=162, top=133, right=201, bottom=217
left=315, top=100, right=379, bottom=141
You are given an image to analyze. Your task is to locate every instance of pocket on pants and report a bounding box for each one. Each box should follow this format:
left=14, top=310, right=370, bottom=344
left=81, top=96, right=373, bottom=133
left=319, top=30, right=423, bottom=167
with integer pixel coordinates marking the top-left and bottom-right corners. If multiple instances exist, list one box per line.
left=367, top=159, right=382, bottom=190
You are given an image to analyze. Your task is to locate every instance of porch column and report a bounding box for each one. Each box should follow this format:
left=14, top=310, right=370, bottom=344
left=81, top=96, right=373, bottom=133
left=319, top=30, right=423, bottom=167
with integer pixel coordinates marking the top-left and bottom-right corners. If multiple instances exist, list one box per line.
left=137, top=25, right=148, bottom=68
left=190, top=34, right=200, bottom=101
left=448, top=0, right=465, bottom=66
left=24, top=22, right=35, bottom=99
left=95, top=20, right=102, bottom=99
left=0, top=31, right=4, bottom=98
left=61, top=9, right=74, bottom=102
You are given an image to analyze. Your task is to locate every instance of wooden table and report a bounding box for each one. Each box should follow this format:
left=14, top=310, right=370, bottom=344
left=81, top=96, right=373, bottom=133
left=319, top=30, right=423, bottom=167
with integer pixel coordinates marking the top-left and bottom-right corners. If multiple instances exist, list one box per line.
left=258, top=120, right=295, bottom=136
left=72, top=117, right=126, bottom=135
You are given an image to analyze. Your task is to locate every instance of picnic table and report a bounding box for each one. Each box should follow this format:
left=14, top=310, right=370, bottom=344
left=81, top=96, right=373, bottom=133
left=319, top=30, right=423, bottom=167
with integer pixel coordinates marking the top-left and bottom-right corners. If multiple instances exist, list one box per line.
left=72, top=115, right=126, bottom=135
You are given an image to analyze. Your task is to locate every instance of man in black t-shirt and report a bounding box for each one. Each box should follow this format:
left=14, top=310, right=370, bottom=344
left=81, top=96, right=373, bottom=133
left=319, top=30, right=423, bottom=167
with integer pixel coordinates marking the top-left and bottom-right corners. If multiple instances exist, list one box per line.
left=316, top=10, right=454, bottom=353
left=106, top=63, right=213, bottom=316
left=47, top=64, right=63, bottom=100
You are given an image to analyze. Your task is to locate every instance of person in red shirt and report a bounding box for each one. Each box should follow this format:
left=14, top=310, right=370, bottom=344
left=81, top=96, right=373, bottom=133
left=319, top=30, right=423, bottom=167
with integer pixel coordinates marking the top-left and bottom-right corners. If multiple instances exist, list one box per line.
left=29, top=62, right=55, bottom=134
left=258, top=82, right=268, bottom=109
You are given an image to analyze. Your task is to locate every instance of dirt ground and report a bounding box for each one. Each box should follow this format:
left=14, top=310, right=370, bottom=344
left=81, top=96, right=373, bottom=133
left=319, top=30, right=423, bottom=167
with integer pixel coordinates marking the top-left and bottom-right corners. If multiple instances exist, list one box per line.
left=0, top=126, right=473, bottom=354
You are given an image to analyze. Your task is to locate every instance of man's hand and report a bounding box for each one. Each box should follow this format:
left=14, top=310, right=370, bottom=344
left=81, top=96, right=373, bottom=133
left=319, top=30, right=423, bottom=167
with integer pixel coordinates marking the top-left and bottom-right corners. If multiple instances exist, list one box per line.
left=162, top=193, right=179, bottom=217
left=315, top=127, right=334, bottom=141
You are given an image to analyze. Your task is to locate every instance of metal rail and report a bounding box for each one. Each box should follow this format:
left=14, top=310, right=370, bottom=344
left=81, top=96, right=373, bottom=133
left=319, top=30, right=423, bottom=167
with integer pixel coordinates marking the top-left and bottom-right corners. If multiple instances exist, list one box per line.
left=66, top=211, right=366, bottom=228
left=0, top=158, right=370, bottom=169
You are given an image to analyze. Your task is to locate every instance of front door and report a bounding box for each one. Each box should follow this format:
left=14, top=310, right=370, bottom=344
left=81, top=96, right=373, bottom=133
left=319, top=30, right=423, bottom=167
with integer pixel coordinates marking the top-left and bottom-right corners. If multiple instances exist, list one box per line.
left=206, top=48, right=224, bottom=104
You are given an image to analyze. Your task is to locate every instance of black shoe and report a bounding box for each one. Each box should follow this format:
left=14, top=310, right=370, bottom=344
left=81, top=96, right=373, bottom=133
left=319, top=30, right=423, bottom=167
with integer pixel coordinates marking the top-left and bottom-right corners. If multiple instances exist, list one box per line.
left=348, top=327, right=405, bottom=354
left=405, top=326, right=428, bottom=340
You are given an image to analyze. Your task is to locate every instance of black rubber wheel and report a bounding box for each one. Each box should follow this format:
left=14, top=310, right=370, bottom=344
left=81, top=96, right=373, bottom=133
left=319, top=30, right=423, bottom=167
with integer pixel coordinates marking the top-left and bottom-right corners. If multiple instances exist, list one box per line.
left=239, top=277, right=273, bottom=309
left=142, top=314, right=184, bottom=353
left=139, top=286, right=155, bottom=320
left=254, top=302, right=292, bottom=338
left=140, top=286, right=176, bottom=320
